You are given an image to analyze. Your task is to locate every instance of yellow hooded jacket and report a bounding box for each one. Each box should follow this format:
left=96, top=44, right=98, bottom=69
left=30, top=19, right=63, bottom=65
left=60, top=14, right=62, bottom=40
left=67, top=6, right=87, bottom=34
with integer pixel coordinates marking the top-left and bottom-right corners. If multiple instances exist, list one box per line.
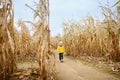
left=57, top=46, right=65, bottom=53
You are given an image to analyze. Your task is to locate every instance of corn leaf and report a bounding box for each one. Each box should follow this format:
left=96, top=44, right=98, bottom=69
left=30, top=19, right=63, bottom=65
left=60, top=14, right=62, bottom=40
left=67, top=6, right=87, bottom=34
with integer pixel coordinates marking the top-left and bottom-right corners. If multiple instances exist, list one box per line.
left=113, top=0, right=120, bottom=7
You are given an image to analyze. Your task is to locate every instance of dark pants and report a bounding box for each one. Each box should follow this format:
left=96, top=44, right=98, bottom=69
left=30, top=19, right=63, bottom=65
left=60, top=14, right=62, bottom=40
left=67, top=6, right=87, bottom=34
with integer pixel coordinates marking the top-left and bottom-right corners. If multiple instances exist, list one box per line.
left=59, top=53, right=63, bottom=60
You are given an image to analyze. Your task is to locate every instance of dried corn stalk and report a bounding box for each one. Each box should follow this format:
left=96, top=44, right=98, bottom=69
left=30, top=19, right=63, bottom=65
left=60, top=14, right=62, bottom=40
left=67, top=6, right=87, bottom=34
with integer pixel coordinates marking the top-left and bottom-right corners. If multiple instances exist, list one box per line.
left=17, top=19, right=31, bottom=61
left=0, top=0, right=17, bottom=79
left=26, top=0, right=55, bottom=80
left=63, top=9, right=120, bottom=61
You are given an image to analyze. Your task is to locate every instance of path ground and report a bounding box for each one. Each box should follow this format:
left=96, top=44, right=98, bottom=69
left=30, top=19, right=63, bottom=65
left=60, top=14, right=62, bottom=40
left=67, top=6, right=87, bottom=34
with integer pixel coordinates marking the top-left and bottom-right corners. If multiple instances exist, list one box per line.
left=55, top=55, right=119, bottom=80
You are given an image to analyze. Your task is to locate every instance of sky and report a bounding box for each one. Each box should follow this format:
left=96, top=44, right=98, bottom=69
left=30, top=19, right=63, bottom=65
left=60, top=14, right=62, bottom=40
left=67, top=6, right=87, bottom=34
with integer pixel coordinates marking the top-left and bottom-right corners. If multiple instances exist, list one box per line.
left=13, top=0, right=115, bottom=37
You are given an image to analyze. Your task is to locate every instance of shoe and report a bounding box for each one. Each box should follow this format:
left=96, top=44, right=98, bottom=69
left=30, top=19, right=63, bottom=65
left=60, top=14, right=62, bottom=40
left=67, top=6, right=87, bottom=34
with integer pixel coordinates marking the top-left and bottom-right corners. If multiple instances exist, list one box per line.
left=61, top=59, right=63, bottom=63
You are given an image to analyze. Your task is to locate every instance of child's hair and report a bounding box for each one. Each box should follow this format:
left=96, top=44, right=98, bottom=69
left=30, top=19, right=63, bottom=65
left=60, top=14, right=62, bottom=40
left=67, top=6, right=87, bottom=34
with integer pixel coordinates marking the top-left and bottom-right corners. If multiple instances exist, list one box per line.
left=59, top=41, right=63, bottom=46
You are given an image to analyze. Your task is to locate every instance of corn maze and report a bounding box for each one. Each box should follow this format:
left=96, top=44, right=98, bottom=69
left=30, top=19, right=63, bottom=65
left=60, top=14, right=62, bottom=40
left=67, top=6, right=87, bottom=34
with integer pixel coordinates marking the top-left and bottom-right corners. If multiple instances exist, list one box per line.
left=0, top=0, right=120, bottom=80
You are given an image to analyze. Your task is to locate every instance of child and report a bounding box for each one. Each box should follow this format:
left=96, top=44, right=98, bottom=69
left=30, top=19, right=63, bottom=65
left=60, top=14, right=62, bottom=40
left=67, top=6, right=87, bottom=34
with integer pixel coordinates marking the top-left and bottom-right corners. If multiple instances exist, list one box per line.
left=57, top=41, right=65, bottom=62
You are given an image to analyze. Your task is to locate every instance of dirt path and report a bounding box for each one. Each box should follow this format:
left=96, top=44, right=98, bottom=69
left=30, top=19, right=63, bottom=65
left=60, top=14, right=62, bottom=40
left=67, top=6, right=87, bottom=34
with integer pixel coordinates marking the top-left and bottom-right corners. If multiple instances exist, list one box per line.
left=55, top=55, right=119, bottom=80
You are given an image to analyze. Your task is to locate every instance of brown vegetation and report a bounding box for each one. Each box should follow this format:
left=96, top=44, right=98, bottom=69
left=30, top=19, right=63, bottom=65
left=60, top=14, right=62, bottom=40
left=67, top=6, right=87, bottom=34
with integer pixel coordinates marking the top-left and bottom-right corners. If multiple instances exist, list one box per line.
left=0, top=0, right=55, bottom=80
left=63, top=4, right=120, bottom=62
left=0, top=0, right=17, bottom=79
